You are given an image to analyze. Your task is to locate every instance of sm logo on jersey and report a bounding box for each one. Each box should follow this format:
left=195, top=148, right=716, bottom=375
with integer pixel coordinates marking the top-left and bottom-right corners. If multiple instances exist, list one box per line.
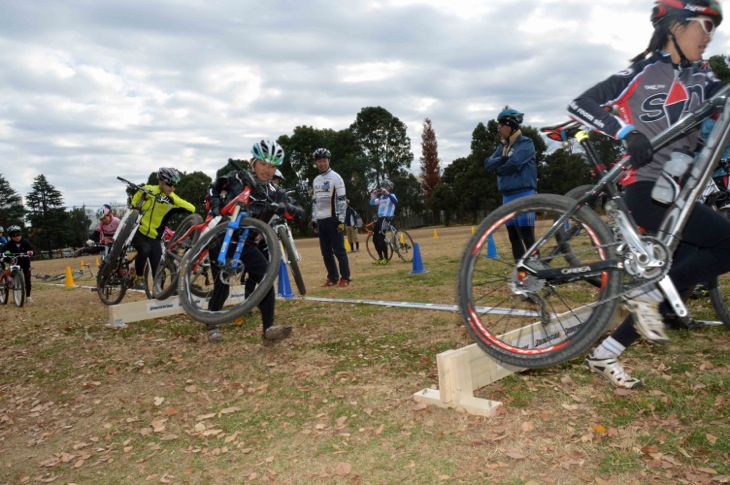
left=639, top=81, right=705, bottom=125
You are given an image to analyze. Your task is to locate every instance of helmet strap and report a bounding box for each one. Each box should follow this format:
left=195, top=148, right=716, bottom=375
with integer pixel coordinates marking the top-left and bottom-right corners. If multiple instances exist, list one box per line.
left=669, top=31, right=691, bottom=67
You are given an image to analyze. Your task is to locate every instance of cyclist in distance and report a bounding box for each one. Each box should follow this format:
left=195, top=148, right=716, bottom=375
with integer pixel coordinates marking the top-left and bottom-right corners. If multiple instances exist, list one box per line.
left=205, top=140, right=304, bottom=344
left=75, top=205, right=121, bottom=257
left=484, top=107, right=538, bottom=262
left=0, top=226, right=6, bottom=245
left=131, top=167, right=195, bottom=289
left=568, top=0, right=730, bottom=388
left=369, top=181, right=398, bottom=264
left=311, top=147, right=351, bottom=287
left=0, top=225, right=36, bottom=303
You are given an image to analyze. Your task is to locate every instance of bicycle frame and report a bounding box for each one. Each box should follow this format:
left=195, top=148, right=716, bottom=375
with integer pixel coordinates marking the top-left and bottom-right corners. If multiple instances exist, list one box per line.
left=532, top=82, right=730, bottom=318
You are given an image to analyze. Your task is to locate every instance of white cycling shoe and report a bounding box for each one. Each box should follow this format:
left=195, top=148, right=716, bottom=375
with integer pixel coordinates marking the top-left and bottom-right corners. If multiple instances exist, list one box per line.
left=622, top=286, right=669, bottom=345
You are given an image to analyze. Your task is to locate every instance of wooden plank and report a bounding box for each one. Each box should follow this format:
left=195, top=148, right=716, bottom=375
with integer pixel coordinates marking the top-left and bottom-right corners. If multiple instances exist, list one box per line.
left=107, top=286, right=246, bottom=327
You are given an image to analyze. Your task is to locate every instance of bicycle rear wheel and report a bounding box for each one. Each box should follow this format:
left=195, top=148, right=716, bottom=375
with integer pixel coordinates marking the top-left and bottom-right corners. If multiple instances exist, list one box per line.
left=178, top=218, right=281, bottom=326
left=12, top=271, right=25, bottom=307
left=390, top=228, right=414, bottom=262
left=708, top=276, right=730, bottom=329
left=277, top=225, right=306, bottom=295
left=457, top=194, right=622, bottom=369
left=153, top=213, right=203, bottom=300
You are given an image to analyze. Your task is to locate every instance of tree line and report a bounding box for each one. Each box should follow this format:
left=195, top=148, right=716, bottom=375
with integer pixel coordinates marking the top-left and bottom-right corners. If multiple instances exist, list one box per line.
left=5, top=54, right=728, bottom=253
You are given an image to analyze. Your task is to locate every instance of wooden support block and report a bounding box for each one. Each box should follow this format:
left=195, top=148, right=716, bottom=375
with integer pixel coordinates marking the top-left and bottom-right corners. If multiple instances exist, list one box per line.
left=414, top=305, right=627, bottom=416
left=107, top=286, right=246, bottom=327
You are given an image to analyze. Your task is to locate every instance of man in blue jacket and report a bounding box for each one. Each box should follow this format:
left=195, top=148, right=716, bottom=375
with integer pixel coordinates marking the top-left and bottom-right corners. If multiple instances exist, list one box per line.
left=484, top=107, right=537, bottom=261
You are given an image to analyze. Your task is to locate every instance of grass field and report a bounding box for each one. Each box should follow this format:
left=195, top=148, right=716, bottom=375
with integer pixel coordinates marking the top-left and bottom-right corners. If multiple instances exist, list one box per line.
left=1, top=225, right=729, bottom=484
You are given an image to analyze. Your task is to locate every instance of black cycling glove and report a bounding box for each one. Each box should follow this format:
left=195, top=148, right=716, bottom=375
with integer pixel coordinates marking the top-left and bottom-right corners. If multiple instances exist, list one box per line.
left=623, top=130, right=653, bottom=168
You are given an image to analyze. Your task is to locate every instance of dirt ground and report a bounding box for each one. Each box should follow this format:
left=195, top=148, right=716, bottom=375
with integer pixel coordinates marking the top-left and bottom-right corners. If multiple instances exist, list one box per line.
left=1, top=225, right=729, bottom=485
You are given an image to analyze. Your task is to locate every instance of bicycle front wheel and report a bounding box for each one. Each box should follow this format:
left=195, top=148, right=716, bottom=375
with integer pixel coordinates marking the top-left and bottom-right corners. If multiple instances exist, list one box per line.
left=0, top=277, right=7, bottom=305
left=178, top=218, right=281, bottom=326
left=97, top=260, right=127, bottom=305
left=457, top=194, right=622, bottom=369
left=153, top=213, right=203, bottom=300
left=12, top=271, right=25, bottom=307
left=390, top=229, right=414, bottom=262
left=366, top=233, right=393, bottom=261
left=277, top=225, right=306, bottom=295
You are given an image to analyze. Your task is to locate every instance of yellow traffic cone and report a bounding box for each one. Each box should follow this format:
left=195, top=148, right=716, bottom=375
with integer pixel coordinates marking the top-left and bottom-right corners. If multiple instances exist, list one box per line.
left=471, top=226, right=475, bottom=234
left=81, top=260, right=86, bottom=269
left=95, top=257, right=100, bottom=266
left=344, top=238, right=351, bottom=252
left=433, top=229, right=438, bottom=238
left=65, top=266, right=76, bottom=287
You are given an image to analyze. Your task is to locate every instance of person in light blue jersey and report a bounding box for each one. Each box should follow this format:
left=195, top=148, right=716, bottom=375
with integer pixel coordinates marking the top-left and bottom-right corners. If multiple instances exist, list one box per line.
left=369, top=180, right=398, bottom=264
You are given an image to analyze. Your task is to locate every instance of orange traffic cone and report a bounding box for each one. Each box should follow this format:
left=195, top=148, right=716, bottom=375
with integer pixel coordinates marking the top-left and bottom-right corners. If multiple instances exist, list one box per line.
left=65, top=266, right=76, bottom=287
left=433, top=229, right=438, bottom=238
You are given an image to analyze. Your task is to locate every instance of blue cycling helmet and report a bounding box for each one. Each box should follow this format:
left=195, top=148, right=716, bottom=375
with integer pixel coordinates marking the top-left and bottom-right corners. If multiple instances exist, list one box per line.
left=252, top=139, right=285, bottom=166
left=497, top=107, right=524, bottom=130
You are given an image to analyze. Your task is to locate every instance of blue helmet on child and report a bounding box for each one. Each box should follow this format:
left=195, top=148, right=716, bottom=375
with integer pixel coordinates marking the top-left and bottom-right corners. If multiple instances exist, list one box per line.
left=251, top=140, right=285, bottom=166
left=497, top=107, right=524, bottom=130
left=97, top=204, right=113, bottom=219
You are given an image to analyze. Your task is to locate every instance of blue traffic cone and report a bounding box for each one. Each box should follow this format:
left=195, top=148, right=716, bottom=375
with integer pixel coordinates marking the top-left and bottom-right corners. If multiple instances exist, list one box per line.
left=277, top=260, right=296, bottom=299
left=409, top=242, right=429, bottom=274
left=487, top=234, right=498, bottom=258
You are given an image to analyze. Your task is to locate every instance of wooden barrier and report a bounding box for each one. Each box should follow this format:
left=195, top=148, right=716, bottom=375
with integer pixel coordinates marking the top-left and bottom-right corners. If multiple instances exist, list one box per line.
left=414, top=306, right=626, bottom=417
left=107, top=286, right=246, bottom=327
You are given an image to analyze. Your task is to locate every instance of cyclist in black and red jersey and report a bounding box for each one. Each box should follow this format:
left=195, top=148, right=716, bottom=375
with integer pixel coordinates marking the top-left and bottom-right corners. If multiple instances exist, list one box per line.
left=204, top=140, right=304, bottom=344
left=568, top=0, right=730, bottom=388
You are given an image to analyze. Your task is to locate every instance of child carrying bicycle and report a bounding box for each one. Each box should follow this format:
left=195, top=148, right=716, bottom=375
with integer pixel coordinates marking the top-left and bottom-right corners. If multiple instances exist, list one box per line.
left=568, top=0, right=730, bottom=388
left=0, top=225, right=37, bottom=303
left=130, top=167, right=195, bottom=289
left=369, top=180, right=397, bottom=264
left=75, top=205, right=121, bottom=257
left=205, top=140, right=304, bottom=344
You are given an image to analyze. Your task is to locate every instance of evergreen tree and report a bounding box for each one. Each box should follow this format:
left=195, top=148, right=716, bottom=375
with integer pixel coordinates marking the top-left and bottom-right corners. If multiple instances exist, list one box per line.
left=419, top=118, right=442, bottom=224
left=26, top=174, right=67, bottom=251
left=68, top=207, right=92, bottom=247
left=0, top=174, right=25, bottom=228
left=349, top=106, right=413, bottom=188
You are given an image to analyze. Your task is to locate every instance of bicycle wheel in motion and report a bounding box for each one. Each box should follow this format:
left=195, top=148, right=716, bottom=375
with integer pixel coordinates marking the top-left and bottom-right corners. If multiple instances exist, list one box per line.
left=277, top=225, right=306, bottom=295
left=456, top=194, right=622, bottom=369
left=366, top=233, right=393, bottom=261
left=12, top=270, right=25, bottom=307
left=706, top=276, right=730, bottom=330
left=153, top=213, right=204, bottom=300
left=178, top=218, right=281, bottom=326
left=389, top=228, right=414, bottom=262
left=97, top=260, right=127, bottom=306
left=0, top=276, right=8, bottom=305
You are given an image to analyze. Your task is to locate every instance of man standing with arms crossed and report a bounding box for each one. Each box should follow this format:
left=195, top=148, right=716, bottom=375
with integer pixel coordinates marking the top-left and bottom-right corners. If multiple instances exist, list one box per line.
left=311, top=148, right=351, bottom=287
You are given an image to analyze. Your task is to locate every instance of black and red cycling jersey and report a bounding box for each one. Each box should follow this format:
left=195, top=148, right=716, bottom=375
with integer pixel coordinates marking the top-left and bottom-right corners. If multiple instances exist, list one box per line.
left=568, top=50, right=723, bottom=185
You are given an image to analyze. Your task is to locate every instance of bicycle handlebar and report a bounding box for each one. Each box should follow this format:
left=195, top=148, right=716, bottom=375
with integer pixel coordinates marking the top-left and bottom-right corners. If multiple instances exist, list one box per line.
left=117, top=176, right=172, bottom=206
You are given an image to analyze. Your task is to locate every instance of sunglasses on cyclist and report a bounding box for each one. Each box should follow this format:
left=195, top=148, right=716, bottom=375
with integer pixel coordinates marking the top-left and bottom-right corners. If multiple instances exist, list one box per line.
left=687, top=17, right=716, bottom=35
left=161, top=179, right=177, bottom=188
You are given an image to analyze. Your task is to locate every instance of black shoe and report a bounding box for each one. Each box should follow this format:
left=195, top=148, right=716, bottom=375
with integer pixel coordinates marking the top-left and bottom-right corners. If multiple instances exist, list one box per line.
left=263, top=325, right=292, bottom=346
left=663, top=314, right=705, bottom=330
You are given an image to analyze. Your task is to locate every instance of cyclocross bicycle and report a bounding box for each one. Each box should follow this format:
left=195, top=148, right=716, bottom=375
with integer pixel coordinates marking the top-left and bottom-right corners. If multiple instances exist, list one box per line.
left=96, top=177, right=163, bottom=305
left=457, top=81, right=730, bottom=369
left=177, top=168, right=281, bottom=326
left=365, top=219, right=415, bottom=262
left=0, top=253, right=29, bottom=307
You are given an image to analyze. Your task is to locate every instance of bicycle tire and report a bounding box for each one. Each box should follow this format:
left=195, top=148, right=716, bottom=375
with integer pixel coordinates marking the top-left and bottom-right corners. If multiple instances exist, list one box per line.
left=97, top=211, right=138, bottom=305
left=456, top=193, right=622, bottom=369
left=277, top=225, right=306, bottom=295
left=97, top=266, right=127, bottom=305
left=708, top=276, right=730, bottom=329
left=0, top=275, right=7, bottom=305
left=12, top=270, right=25, bottom=307
left=188, top=253, right=214, bottom=298
left=390, top=228, right=414, bottom=262
left=366, top=233, right=393, bottom=261
left=153, top=213, right=204, bottom=300
left=564, top=184, right=609, bottom=213
left=178, top=218, right=281, bottom=326
left=143, top=260, right=153, bottom=300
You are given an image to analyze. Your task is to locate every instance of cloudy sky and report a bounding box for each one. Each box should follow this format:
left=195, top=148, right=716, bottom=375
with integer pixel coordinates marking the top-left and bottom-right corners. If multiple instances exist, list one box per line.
left=3, top=0, right=730, bottom=209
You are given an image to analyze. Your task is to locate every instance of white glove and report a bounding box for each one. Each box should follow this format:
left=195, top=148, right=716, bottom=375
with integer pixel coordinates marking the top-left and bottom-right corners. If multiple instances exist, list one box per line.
left=86, top=239, right=95, bottom=247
